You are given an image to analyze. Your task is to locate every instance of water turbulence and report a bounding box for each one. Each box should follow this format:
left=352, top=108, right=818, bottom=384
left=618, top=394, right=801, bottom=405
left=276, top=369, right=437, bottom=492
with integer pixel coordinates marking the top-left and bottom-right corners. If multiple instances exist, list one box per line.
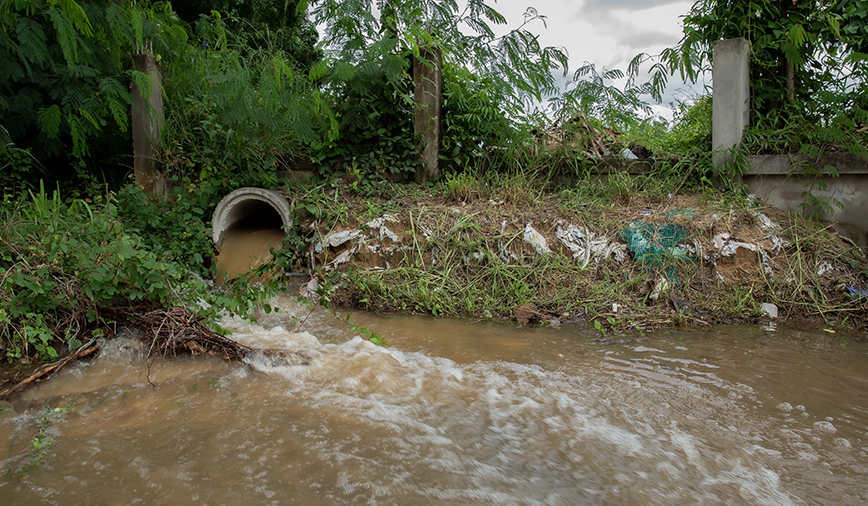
left=1, top=294, right=867, bottom=505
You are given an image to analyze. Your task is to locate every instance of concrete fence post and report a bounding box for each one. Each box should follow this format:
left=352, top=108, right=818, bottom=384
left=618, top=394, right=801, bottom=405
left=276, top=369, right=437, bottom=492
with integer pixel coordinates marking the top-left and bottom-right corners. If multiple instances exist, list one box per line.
left=132, top=53, right=168, bottom=196
left=413, top=45, right=442, bottom=183
left=712, top=38, right=750, bottom=179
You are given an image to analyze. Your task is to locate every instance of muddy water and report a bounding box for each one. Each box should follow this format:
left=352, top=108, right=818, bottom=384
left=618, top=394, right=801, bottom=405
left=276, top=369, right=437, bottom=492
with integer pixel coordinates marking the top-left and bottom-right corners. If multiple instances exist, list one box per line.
left=1, top=295, right=867, bottom=505
left=214, top=227, right=285, bottom=284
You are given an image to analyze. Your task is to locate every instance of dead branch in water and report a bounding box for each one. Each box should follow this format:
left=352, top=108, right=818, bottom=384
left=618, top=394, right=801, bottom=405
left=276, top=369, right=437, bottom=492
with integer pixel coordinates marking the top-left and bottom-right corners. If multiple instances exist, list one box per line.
left=0, top=341, right=99, bottom=401
left=119, top=307, right=255, bottom=360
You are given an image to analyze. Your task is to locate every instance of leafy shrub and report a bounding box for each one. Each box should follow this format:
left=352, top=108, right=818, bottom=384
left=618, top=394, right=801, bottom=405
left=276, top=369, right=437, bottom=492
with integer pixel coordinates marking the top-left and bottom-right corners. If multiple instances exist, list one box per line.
left=0, top=184, right=184, bottom=362
left=1, top=181, right=283, bottom=364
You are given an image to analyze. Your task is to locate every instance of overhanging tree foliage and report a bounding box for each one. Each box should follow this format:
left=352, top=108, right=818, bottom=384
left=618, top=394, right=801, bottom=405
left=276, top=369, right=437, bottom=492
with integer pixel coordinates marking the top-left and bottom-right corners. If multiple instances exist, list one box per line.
left=653, top=0, right=868, bottom=131
left=305, top=0, right=569, bottom=122
left=173, top=0, right=321, bottom=71
left=0, top=0, right=187, bottom=186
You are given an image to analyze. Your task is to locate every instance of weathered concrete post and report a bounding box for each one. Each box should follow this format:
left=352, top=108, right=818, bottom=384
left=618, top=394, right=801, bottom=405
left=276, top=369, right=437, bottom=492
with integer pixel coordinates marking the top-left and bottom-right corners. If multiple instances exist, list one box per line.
left=413, top=45, right=442, bottom=183
left=712, top=38, right=750, bottom=178
left=132, top=53, right=168, bottom=196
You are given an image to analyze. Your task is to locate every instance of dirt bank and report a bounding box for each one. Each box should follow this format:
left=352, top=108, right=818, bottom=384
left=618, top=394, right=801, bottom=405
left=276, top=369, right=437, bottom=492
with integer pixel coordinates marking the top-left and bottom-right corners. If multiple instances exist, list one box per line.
left=298, top=185, right=868, bottom=335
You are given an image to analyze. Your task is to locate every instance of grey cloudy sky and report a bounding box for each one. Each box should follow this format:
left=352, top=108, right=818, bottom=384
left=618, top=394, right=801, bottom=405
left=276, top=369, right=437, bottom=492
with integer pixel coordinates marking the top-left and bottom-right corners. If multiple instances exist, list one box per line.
left=490, top=0, right=707, bottom=118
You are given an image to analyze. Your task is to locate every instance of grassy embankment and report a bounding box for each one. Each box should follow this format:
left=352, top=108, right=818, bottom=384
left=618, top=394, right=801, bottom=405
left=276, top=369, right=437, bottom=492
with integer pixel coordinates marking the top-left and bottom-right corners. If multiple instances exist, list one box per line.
left=295, top=169, right=867, bottom=336
left=1, top=167, right=866, bottom=381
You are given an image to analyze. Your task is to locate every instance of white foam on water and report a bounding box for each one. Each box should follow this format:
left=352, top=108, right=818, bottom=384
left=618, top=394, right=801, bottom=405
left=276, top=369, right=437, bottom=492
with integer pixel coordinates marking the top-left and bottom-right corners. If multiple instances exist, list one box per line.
left=211, top=314, right=805, bottom=505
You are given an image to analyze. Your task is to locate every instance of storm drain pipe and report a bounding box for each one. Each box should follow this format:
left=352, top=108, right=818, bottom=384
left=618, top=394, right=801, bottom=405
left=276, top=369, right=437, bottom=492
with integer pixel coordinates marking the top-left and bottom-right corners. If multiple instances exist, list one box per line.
left=211, top=188, right=292, bottom=251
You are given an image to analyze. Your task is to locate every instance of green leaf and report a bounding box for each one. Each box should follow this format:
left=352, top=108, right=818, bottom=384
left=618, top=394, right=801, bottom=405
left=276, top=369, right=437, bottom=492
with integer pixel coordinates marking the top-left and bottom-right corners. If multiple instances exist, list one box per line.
left=16, top=17, right=50, bottom=66
left=42, top=104, right=62, bottom=138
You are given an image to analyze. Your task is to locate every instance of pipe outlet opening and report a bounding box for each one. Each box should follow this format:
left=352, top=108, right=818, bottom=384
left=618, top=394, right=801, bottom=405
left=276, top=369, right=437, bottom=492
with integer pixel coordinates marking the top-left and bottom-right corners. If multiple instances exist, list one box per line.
left=212, top=188, right=292, bottom=251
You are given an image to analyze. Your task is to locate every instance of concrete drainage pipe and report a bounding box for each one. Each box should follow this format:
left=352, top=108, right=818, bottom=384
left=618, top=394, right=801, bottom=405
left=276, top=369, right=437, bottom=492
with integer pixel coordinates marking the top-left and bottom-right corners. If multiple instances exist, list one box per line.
left=211, top=188, right=292, bottom=251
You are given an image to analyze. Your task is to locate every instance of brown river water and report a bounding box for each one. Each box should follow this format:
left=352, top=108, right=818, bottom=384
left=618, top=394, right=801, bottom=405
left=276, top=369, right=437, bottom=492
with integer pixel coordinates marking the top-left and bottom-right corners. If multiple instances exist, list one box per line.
left=1, top=225, right=867, bottom=505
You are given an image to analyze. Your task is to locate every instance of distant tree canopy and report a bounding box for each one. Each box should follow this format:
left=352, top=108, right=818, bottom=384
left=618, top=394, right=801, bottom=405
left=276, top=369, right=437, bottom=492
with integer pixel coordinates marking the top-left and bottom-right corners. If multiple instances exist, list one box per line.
left=662, top=0, right=868, bottom=127
left=173, top=0, right=320, bottom=70
left=0, top=0, right=187, bottom=188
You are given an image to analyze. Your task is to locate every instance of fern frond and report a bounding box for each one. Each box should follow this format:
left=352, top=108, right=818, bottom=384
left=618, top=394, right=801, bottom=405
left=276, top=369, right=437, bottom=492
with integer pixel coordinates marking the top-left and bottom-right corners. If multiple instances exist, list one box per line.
left=54, top=0, right=93, bottom=37
left=0, top=46, right=26, bottom=82
left=42, top=104, right=62, bottom=138
left=15, top=17, right=50, bottom=67
left=131, top=7, right=144, bottom=50
left=47, top=6, right=82, bottom=65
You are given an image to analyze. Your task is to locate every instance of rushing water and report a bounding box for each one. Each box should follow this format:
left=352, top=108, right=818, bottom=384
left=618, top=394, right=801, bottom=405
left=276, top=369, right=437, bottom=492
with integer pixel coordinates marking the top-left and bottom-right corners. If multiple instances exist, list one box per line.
left=1, top=293, right=867, bottom=505
left=214, top=227, right=285, bottom=285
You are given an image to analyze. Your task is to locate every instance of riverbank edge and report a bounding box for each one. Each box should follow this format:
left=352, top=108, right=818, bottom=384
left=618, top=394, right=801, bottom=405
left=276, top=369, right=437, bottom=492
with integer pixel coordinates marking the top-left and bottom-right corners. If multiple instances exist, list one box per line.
left=296, top=185, right=868, bottom=337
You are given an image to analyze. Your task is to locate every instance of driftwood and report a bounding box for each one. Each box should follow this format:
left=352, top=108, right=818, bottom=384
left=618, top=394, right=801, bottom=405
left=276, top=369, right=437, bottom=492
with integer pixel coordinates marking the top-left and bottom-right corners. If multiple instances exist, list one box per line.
left=0, top=306, right=313, bottom=400
left=0, top=307, right=254, bottom=400
left=101, top=307, right=256, bottom=360
left=0, top=341, right=99, bottom=401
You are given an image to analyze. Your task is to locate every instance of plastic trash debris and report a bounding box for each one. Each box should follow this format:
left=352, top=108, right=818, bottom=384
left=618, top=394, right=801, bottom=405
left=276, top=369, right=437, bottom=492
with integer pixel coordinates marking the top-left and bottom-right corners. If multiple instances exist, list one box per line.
left=650, top=278, right=669, bottom=301
left=621, top=147, right=638, bottom=159
left=817, top=261, right=836, bottom=277
left=524, top=223, right=551, bottom=255
left=316, top=230, right=361, bottom=253
left=327, top=248, right=355, bottom=270
left=556, top=224, right=628, bottom=267
left=846, top=286, right=868, bottom=298
left=761, top=303, right=778, bottom=318
left=620, top=222, right=692, bottom=266
left=366, top=215, right=399, bottom=242
left=299, top=277, right=320, bottom=302
left=753, top=211, right=781, bottom=232
left=712, top=233, right=774, bottom=275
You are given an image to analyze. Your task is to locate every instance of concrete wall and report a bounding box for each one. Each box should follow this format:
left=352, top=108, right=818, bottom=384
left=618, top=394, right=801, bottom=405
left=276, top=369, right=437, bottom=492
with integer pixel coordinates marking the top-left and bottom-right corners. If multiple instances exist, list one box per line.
left=745, top=154, right=868, bottom=248
left=711, top=37, right=868, bottom=249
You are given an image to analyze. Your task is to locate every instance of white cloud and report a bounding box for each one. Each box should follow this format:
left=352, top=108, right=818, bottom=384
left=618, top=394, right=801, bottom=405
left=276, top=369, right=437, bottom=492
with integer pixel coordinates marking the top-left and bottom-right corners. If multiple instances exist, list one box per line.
left=491, top=0, right=705, bottom=120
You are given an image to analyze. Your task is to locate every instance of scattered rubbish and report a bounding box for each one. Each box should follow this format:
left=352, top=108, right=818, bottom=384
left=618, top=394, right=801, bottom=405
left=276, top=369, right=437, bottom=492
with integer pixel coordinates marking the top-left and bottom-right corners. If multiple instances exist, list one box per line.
left=753, top=211, right=781, bottom=232
left=327, top=248, right=355, bottom=270
left=556, top=224, right=628, bottom=267
left=514, top=303, right=539, bottom=325
left=365, top=215, right=399, bottom=242
left=668, top=293, right=689, bottom=312
left=612, top=303, right=620, bottom=313
left=621, top=147, right=638, bottom=159
left=524, top=223, right=551, bottom=255
left=620, top=222, right=693, bottom=266
left=316, top=230, right=360, bottom=253
left=760, top=303, right=778, bottom=318
left=650, top=278, right=670, bottom=301
left=817, top=261, right=836, bottom=277
left=712, top=233, right=774, bottom=278
left=299, top=277, right=320, bottom=302
left=846, top=286, right=868, bottom=298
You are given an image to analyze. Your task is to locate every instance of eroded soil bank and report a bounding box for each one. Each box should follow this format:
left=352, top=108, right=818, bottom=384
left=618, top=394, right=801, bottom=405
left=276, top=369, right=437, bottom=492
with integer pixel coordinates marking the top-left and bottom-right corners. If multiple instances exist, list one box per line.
left=297, top=186, right=868, bottom=336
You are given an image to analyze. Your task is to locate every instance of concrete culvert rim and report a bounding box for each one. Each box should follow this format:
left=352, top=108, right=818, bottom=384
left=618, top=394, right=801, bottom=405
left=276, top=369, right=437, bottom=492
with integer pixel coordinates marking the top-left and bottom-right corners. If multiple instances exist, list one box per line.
left=212, top=188, right=292, bottom=251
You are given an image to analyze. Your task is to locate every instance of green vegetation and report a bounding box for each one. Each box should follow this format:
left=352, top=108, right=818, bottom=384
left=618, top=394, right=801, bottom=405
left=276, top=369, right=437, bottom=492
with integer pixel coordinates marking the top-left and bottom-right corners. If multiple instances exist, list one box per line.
left=647, top=0, right=868, bottom=179
left=307, top=173, right=866, bottom=336
left=2, top=0, right=868, bottom=366
left=0, top=184, right=273, bottom=364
